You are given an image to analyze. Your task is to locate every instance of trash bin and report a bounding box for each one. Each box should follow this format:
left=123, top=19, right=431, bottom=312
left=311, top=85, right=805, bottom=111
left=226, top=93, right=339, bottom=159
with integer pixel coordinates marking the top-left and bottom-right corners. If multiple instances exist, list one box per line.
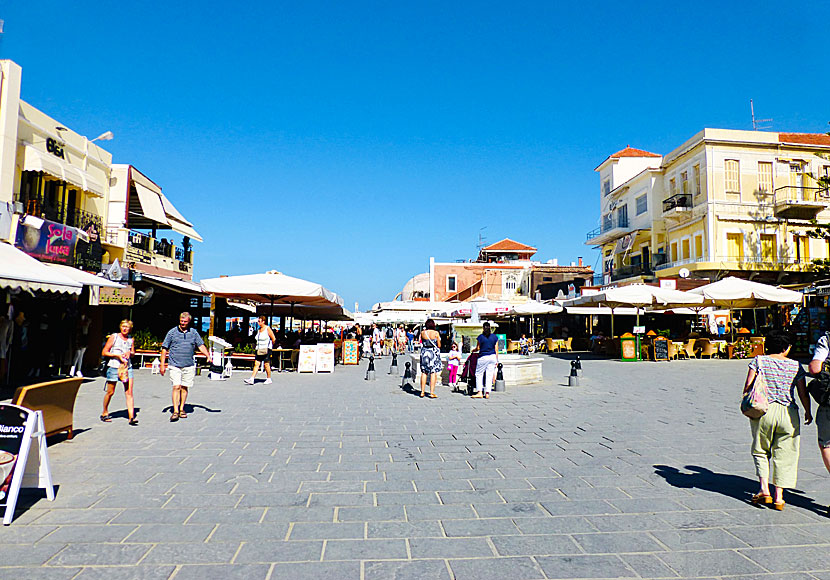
left=620, top=332, right=639, bottom=362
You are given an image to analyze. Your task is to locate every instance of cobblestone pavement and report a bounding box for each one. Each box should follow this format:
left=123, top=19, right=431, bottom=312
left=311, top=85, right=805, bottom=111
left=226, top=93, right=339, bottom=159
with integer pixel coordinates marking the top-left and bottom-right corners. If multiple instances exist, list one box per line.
left=2, top=354, right=830, bottom=579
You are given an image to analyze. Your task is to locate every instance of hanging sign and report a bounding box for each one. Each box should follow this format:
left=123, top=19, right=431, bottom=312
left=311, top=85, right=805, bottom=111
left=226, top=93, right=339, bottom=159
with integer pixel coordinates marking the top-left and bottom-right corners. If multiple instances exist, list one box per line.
left=16, top=218, right=78, bottom=266
left=342, top=340, right=358, bottom=365
left=298, top=345, right=318, bottom=373
left=316, top=343, right=335, bottom=373
left=98, top=286, right=135, bottom=306
left=0, top=405, right=55, bottom=525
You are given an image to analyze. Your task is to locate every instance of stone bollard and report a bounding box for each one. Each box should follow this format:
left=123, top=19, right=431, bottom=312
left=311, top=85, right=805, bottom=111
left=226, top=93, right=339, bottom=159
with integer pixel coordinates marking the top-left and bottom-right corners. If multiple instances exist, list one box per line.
left=365, top=356, right=376, bottom=381
left=389, top=353, right=398, bottom=375
left=574, top=355, right=582, bottom=377
left=568, top=359, right=580, bottom=386
left=494, top=363, right=506, bottom=392
left=401, top=361, right=413, bottom=387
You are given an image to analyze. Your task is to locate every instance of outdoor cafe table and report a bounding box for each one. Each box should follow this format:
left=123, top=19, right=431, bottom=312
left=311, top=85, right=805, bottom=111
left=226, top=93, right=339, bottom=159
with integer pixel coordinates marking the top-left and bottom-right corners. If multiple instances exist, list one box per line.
left=273, top=348, right=297, bottom=371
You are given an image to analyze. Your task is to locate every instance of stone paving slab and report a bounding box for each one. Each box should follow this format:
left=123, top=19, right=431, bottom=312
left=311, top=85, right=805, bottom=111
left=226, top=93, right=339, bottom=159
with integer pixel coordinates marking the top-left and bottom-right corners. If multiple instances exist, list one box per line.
left=5, top=355, right=830, bottom=578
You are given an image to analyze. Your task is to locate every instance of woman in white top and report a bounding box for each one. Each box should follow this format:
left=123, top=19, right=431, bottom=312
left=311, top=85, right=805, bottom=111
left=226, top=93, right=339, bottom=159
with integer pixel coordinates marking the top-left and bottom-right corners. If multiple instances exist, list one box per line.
left=245, top=316, right=276, bottom=385
left=101, top=319, right=137, bottom=425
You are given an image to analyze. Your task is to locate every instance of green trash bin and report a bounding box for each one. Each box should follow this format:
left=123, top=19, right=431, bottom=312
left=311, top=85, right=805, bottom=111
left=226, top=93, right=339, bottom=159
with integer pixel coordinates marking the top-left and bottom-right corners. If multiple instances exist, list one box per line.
left=620, top=333, right=639, bottom=362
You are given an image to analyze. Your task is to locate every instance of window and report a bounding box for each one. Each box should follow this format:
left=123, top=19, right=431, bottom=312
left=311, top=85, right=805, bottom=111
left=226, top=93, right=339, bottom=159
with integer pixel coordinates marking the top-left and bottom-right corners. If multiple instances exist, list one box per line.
left=822, top=166, right=830, bottom=179
left=757, top=162, right=773, bottom=194
left=635, top=194, right=647, bottom=215
left=725, top=159, right=740, bottom=193
left=542, top=276, right=552, bottom=282
left=669, top=178, right=676, bottom=196
left=693, top=164, right=701, bottom=199
left=681, top=171, right=689, bottom=195
left=670, top=242, right=678, bottom=262
left=603, top=213, right=612, bottom=230
left=602, top=179, right=611, bottom=196
left=760, top=234, right=776, bottom=261
left=681, top=239, right=690, bottom=260
left=796, top=235, right=810, bottom=262
left=446, top=275, right=457, bottom=293
left=617, top=204, right=628, bottom=227
left=694, top=234, right=704, bottom=259
left=727, top=232, right=744, bottom=260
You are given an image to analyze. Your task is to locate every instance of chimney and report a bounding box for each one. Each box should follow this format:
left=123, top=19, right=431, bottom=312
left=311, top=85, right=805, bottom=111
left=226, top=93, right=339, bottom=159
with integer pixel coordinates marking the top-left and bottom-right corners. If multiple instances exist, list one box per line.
left=578, top=257, right=583, bottom=267
left=552, top=258, right=558, bottom=266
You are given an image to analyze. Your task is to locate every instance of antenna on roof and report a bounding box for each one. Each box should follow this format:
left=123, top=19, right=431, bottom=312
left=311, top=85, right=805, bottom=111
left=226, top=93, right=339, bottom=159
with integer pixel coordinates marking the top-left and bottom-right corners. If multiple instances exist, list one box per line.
left=477, top=226, right=487, bottom=252
left=750, top=99, right=772, bottom=131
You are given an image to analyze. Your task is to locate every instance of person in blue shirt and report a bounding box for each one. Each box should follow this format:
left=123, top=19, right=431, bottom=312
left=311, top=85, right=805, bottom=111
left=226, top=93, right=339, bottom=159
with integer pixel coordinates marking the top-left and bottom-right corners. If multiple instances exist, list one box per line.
left=471, top=322, right=499, bottom=399
left=160, top=312, right=212, bottom=422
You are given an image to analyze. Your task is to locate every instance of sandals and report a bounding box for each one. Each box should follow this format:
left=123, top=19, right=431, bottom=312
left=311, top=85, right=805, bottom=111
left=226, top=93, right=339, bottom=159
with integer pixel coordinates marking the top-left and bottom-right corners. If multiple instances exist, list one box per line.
left=470, top=393, right=483, bottom=399
left=773, top=501, right=785, bottom=511
left=128, top=418, right=139, bottom=426
left=428, top=393, right=437, bottom=398
left=170, top=412, right=179, bottom=422
left=420, top=392, right=425, bottom=398
left=100, top=414, right=112, bottom=423
left=178, top=411, right=187, bottom=418
left=750, top=492, right=772, bottom=505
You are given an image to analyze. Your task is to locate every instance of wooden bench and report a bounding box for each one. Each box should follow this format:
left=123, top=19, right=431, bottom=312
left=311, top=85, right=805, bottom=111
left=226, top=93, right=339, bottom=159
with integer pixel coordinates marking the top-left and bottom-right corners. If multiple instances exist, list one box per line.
left=12, top=377, right=83, bottom=439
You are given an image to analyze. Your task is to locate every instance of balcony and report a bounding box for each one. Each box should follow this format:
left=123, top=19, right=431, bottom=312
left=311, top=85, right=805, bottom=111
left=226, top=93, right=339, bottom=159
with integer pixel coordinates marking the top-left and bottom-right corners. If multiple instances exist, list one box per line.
left=108, top=227, right=194, bottom=276
left=610, top=263, right=653, bottom=281
left=655, top=254, right=808, bottom=272
left=16, top=196, right=103, bottom=234
left=772, top=185, right=830, bottom=220
left=585, top=215, right=630, bottom=246
left=662, top=193, right=692, bottom=220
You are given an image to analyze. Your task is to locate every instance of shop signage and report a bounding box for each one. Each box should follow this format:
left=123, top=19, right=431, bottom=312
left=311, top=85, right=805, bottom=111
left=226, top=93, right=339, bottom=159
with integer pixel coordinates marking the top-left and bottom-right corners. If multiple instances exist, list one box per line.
left=342, top=340, right=358, bottom=365
left=16, top=218, right=77, bottom=266
left=45, top=138, right=65, bottom=159
left=96, top=285, right=135, bottom=306
left=660, top=279, right=677, bottom=290
left=75, top=222, right=103, bottom=272
left=0, top=404, right=55, bottom=525
left=316, top=343, right=335, bottom=373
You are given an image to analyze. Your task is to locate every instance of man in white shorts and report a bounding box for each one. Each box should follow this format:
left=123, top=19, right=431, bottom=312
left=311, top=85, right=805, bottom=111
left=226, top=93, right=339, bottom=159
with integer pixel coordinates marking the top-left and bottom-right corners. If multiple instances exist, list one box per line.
left=160, top=312, right=211, bottom=422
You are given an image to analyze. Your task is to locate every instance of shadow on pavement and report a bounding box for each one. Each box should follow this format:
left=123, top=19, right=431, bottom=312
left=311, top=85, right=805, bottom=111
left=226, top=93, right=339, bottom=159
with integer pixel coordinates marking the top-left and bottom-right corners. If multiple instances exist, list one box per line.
left=654, top=464, right=828, bottom=516
left=47, top=428, right=90, bottom=447
left=162, top=404, right=221, bottom=414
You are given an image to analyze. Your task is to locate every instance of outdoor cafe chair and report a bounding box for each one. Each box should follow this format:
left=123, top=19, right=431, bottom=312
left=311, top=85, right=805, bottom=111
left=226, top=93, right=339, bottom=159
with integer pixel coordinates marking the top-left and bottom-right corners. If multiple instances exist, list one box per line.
left=667, top=341, right=678, bottom=360
left=683, top=339, right=697, bottom=359
left=506, top=340, right=519, bottom=354
left=697, top=339, right=717, bottom=359
left=545, top=338, right=556, bottom=352
left=562, top=337, right=573, bottom=352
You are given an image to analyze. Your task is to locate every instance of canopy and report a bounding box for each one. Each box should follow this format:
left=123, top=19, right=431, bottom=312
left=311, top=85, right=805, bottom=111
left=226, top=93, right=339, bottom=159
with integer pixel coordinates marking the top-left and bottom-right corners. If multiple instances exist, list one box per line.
left=22, top=146, right=105, bottom=197
left=142, top=274, right=204, bottom=295
left=0, top=242, right=83, bottom=295
left=45, top=264, right=124, bottom=288
left=572, top=284, right=704, bottom=309
left=510, top=302, right=563, bottom=315
left=688, top=277, right=803, bottom=308
left=200, top=271, right=344, bottom=307
left=256, top=303, right=354, bottom=321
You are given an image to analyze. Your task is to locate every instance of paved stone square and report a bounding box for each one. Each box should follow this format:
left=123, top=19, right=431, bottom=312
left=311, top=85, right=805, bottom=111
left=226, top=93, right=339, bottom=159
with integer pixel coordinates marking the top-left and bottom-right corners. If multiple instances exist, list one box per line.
left=2, top=354, right=830, bottom=579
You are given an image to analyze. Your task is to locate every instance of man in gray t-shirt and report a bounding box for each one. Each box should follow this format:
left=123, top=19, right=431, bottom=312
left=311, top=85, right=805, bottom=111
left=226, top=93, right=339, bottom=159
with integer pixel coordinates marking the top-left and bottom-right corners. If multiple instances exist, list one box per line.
left=160, top=312, right=211, bottom=422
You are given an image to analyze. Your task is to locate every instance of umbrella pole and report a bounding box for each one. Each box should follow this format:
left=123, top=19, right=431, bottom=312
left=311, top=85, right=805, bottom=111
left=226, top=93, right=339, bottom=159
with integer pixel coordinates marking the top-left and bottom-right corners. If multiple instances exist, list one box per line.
left=269, top=297, right=274, bottom=328
left=753, top=308, right=758, bottom=334
left=611, top=309, right=615, bottom=338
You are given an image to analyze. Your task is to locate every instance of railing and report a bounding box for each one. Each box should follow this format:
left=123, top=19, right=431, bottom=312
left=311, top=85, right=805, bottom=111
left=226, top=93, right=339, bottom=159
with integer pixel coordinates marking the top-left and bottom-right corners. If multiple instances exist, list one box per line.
left=16, top=196, right=103, bottom=233
left=773, top=185, right=830, bottom=205
left=585, top=215, right=630, bottom=241
left=611, top=263, right=652, bottom=281
left=662, top=193, right=692, bottom=213
left=655, top=255, right=807, bottom=271
left=129, top=230, right=152, bottom=252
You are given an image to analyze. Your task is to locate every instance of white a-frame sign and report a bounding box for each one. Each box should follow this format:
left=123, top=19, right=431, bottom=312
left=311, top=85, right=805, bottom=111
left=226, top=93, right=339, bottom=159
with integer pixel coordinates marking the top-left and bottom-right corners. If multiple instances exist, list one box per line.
left=0, top=404, right=55, bottom=525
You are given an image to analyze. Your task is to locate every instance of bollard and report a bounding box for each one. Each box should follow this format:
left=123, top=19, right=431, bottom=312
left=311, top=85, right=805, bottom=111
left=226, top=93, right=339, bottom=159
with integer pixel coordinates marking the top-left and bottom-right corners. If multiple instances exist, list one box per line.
left=574, top=355, right=583, bottom=377
left=389, top=353, right=398, bottom=375
left=223, top=359, right=234, bottom=378
left=365, top=356, right=376, bottom=381
left=401, top=361, right=412, bottom=387
left=494, top=363, right=506, bottom=392
left=568, top=360, right=580, bottom=386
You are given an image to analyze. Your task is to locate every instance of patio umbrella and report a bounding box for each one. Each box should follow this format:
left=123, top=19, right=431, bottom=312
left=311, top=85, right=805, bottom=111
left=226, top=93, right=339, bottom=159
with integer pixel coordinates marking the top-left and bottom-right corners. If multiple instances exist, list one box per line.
left=509, top=302, right=564, bottom=341
left=572, top=284, right=703, bottom=336
left=688, top=277, right=803, bottom=340
left=200, top=271, right=343, bottom=327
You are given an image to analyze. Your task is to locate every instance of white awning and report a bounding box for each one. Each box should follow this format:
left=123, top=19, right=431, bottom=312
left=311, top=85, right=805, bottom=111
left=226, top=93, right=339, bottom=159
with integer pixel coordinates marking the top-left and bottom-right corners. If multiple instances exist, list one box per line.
left=0, top=242, right=82, bottom=295
left=134, top=182, right=169, bottom=224
left=142, top=273, right=204, bottom=295
left=45, top=263, right=124, bottom=288
left=22, top=146, right=106, bottom=197
left=160, top=193, right=202, bottom=241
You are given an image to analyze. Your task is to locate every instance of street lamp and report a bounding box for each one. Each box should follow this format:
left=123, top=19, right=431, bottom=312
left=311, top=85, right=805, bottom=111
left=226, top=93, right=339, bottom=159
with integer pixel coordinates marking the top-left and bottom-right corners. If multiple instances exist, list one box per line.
left=83, top=130, right=113, bottom=171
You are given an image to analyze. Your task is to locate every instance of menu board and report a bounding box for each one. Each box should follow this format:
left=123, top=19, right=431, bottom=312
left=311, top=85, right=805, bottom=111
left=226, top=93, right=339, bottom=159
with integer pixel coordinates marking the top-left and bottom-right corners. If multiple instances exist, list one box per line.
left=298, top=345, right=318, bottom=373
left=316, top=343, right=335, bottom=373
left=342, top=340, right=358, bottom=365
left=621, top=339, right=637, bottom=360
left=653, top=337, right=669, bottom=361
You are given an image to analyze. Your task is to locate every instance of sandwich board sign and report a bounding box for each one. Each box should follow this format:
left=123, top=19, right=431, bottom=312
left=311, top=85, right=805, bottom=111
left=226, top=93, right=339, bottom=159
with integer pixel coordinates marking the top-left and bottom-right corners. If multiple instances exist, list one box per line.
left=298, top=345, right=318, bottom=373
left=0, top=404, right=54, bottom=525
left=316, top=343, right=335, bottom=373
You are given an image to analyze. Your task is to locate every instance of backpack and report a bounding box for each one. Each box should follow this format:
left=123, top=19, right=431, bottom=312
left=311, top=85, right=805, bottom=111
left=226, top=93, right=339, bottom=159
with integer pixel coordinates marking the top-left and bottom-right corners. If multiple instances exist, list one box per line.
left=386, top=328, right=393, bottom=339
left=808, top=332, right=830, bottom=407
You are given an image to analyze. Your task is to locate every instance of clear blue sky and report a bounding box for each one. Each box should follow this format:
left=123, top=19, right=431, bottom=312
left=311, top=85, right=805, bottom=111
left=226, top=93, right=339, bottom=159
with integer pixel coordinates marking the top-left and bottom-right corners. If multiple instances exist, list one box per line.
left=4, top=1, right=830, bottom=309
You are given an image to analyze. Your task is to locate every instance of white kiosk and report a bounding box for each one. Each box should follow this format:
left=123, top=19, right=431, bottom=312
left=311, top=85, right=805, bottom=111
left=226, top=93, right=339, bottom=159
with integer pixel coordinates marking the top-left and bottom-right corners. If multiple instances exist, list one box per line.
left=207, top=336, right=232, bottom=380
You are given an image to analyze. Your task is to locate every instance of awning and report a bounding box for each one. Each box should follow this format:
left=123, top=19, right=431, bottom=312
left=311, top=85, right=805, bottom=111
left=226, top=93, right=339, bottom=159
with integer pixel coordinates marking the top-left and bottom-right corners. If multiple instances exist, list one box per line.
left=142, top=273, right=204, bottom=295
left=22, top=146, right=105, bottom=197
left=0, top=242, right=82, bottom=295
left=134, top=183, right=169, bottom=224
left=45, top=263, right=124, bottom=288
left=160, top=193, right=202, bottom=241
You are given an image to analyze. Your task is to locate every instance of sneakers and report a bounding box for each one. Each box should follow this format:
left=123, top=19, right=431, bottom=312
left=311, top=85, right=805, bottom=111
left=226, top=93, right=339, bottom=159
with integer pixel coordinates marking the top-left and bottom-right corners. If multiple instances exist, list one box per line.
left=264, top=378, right=273, bottom=384
left=243, top=378, right=255, bottom=385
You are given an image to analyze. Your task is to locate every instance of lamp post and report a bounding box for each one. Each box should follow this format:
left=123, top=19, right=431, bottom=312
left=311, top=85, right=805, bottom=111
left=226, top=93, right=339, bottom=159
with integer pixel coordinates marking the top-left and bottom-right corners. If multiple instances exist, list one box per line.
left=83, top=131, right=113, bottom=172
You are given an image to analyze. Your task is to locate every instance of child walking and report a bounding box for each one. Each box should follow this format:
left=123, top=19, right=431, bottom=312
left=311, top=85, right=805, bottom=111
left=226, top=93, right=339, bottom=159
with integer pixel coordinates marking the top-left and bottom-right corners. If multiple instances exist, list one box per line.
left=448, top=342, right=461, bottom=391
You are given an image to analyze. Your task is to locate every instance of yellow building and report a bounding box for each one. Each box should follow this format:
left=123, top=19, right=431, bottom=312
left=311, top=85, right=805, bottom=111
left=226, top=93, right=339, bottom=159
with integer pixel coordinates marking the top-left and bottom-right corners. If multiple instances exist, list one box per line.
left=588, top=129, right=830, bottom=285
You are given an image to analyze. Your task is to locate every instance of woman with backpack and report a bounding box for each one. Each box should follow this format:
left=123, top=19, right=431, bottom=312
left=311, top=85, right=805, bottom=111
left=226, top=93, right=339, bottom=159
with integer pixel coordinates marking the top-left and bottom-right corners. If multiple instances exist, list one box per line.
left=743, top=331, right=811, bottom=510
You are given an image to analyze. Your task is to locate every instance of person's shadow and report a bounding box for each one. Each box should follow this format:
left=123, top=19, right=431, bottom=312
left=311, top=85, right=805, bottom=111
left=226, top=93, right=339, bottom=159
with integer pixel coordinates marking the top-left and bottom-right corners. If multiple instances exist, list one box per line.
left=162, top=404, right=221, bottom=414
left=654, top=464, right=828, bottom=516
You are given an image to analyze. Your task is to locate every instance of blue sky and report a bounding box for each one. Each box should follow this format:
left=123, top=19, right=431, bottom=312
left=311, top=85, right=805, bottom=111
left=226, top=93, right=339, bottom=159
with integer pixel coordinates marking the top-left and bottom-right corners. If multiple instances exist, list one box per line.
left=4, top=1, right=830, bottom=309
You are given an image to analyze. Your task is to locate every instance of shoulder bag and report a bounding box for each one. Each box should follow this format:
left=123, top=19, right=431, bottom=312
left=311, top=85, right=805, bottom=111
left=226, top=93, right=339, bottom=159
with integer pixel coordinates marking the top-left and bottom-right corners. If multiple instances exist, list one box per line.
left=741, top=357, right=769, bottom=419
